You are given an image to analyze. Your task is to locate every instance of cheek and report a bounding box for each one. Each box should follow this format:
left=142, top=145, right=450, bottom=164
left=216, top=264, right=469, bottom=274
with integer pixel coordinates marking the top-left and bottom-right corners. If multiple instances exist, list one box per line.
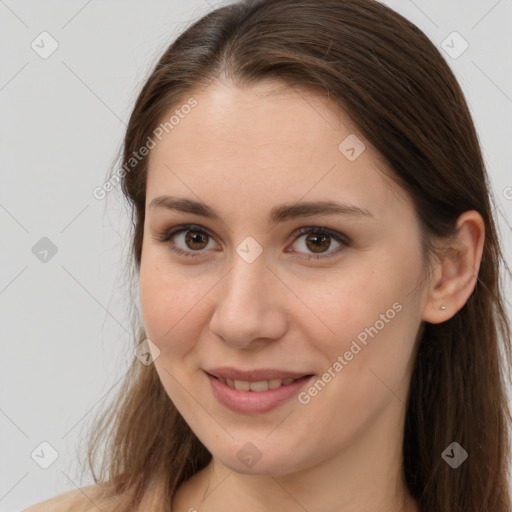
left=298, top=253, right=424, bottom=412
left=296, top=288, right=419, bottom=445
left=138, top=252, right=212, bottom=358
left=139, top=250, right=182, bottom=345
left=139, top=260, right=166, bottom=338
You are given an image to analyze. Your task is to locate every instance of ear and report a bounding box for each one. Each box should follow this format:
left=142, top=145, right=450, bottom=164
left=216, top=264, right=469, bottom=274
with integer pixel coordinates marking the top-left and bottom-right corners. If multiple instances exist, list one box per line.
left=422, top=210, right=485, bottom=324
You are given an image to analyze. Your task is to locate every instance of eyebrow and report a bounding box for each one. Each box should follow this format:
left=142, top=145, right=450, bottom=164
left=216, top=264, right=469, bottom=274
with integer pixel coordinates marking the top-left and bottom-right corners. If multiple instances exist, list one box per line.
left=148, top=195, right=375, bottom=227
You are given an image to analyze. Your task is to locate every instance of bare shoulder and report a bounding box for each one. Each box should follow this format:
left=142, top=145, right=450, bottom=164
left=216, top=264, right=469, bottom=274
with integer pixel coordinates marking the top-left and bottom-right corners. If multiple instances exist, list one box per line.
left=20, top=484, right=110, bottom=512
left=21, top=474, right=168, bottom=511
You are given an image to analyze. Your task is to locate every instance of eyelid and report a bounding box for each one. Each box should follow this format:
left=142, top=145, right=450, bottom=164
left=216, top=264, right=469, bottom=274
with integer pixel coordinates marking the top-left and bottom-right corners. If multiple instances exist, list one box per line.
left=285, top=226, right=350, bottom=260
left=153, top=224, right=220, bottom=256
left=154, top=223, right=351, bottom=260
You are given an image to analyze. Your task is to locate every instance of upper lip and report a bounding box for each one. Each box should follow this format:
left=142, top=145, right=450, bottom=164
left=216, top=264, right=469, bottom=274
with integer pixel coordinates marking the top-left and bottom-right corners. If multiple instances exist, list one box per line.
left=205, top=367, right=314, bottom=382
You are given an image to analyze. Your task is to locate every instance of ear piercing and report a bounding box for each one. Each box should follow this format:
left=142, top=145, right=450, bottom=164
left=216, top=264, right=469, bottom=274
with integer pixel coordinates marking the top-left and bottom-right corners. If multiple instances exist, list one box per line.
left=439, top=304, right=447, bottom=310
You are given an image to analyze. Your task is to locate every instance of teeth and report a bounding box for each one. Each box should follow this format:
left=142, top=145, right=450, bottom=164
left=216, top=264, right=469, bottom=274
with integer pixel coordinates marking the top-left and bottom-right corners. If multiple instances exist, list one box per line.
left=249, top=380, right=269, bottom=392
left=220, top=378, right=300, bottom=392
left=268, top=379, right=282, bottom=390
left=234, top=380, right=250, bottom=391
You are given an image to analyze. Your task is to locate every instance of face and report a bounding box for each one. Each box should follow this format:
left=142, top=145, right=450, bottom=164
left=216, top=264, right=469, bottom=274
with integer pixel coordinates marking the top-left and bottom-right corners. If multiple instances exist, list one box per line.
left=139, top=79, right=430, bottom=477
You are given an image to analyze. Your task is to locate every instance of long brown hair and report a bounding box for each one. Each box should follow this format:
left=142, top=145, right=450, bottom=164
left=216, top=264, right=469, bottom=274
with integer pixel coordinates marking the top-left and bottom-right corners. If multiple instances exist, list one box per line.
left=83, top=1, right=512, bottom=510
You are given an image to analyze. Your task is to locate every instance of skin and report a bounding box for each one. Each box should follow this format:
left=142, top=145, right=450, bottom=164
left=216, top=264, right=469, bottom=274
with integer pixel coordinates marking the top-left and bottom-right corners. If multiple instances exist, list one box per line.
left=139, top=79, right=484, bottom=512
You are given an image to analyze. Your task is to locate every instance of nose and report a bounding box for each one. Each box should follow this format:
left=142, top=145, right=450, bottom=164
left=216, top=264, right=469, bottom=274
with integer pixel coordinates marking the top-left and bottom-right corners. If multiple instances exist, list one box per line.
left=209, top=252, right=288, bottom=350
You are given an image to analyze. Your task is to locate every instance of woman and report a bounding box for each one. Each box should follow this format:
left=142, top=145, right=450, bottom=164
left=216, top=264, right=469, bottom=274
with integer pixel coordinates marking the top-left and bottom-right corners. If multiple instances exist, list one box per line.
left=23, top=0, right=511, bottom=510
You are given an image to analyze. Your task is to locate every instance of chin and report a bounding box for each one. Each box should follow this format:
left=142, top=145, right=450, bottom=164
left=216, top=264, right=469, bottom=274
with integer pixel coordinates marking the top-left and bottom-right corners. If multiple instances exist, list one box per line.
left=207, top=439, right=315, bottom=478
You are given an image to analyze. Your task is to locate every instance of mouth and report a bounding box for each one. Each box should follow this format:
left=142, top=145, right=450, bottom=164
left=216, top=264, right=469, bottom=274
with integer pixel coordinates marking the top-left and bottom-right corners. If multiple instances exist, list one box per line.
left=207, top=374, right=313, bottom=392
left=204, top=368, right=315, bottom=414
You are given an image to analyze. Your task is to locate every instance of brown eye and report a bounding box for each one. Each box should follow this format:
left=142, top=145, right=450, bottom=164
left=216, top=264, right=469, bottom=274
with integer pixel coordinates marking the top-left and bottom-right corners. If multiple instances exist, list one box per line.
left=304, top=233, right=332, bottom=253
left=155, top=224, right=350, bottom=261
left=155, top=224, right=219, bottom=258
left=288, top=227, right=351, bottom=260
left=184, top=230, right=209, bottom=251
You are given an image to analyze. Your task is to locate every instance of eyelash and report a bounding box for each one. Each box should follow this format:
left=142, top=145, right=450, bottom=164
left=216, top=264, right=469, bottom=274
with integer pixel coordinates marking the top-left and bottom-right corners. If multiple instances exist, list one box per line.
left=154, top=223, right=351, bottom=261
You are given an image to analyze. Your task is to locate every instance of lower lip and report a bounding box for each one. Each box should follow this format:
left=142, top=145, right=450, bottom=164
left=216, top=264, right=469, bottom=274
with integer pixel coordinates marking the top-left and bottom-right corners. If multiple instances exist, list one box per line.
left=206, top=372, right=314, bottom=414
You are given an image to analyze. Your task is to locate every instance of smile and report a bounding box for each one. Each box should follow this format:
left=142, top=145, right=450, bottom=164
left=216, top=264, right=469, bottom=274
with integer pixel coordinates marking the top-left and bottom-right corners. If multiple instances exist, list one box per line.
left=205, top=370, right=314, bottom=414
left=217, top=377, right=299, bottom=392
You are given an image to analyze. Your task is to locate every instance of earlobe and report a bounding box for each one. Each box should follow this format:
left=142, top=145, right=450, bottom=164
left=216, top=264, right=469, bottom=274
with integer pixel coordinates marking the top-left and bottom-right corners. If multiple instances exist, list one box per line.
left=421, top=210, right=485, bottom=324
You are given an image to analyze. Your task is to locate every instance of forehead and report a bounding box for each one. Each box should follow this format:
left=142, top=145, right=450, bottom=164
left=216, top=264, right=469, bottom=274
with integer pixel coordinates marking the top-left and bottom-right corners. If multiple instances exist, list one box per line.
left=146, top=79, right=410, bottom=220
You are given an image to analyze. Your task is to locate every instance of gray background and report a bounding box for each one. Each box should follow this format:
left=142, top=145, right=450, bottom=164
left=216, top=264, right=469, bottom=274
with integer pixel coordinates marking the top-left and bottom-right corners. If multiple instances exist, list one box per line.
left=1, top=1, right=511, bottom=510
